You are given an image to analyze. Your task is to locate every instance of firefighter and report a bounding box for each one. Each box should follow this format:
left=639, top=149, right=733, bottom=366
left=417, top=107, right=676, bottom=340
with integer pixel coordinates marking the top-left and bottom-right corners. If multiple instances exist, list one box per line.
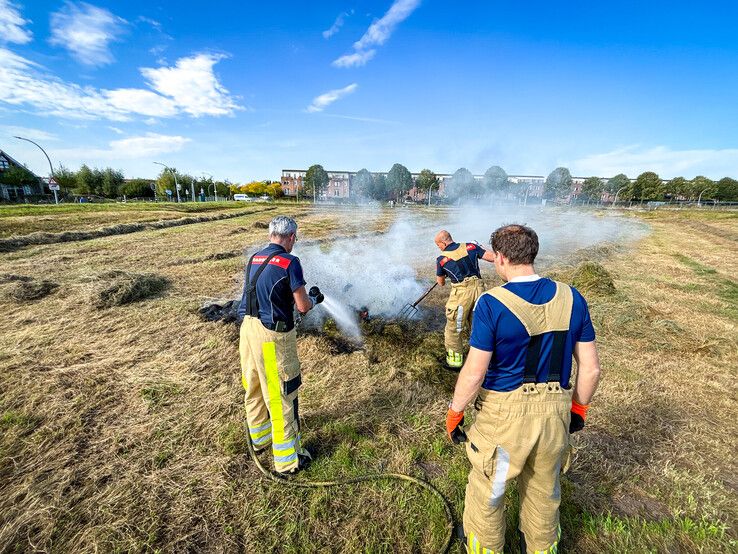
left=238, top=216, right=324, bottom=474
left=435, top=229, right=495, bottom=368
left=446, top=224, right=602, bottom=553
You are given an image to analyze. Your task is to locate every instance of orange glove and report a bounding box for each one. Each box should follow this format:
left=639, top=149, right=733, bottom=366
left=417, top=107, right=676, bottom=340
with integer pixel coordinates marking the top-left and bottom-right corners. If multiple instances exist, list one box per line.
left=570, top=399, right=590, bottom=433
left=446, top=407, right=466, bottom=443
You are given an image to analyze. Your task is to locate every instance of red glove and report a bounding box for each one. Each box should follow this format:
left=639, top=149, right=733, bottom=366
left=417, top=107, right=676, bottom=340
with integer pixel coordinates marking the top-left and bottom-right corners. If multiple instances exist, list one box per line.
left=446, top=407, right=466, bottom=443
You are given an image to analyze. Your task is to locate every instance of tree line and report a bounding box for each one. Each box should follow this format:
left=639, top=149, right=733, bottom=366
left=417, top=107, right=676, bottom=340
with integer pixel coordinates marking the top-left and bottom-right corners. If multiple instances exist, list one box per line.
left=299, top=163, right=738, bottom=203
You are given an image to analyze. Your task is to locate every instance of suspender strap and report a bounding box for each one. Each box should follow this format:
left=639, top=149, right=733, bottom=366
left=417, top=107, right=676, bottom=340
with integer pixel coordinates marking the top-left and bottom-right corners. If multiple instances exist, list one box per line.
left=547, top=330, right=568, bottom=384
left=245, top=251, right=280, bottom=317
left=523, top=334, right=544, bottom=383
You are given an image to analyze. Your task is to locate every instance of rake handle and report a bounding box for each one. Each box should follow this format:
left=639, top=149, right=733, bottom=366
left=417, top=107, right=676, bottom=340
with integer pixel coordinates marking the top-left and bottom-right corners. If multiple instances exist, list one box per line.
left=411, top=282, right=438, bottom=308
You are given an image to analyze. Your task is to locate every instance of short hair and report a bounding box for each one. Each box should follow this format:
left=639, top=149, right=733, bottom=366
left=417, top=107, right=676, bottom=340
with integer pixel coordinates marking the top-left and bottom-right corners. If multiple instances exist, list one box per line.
left=269, top=216, right=298, bottom=238
left=490, top=224, right=539, bottom=265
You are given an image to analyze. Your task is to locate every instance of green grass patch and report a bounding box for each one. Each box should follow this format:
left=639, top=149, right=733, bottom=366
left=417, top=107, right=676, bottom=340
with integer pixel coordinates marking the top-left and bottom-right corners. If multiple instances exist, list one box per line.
left=140, top=382, right=183, bottom=407
left=673, top=254, right=717, bottom=275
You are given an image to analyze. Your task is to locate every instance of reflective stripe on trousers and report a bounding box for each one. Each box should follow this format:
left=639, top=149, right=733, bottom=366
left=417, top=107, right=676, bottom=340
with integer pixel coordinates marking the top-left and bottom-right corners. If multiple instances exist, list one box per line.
left=262, top=341, right=298, bottom=469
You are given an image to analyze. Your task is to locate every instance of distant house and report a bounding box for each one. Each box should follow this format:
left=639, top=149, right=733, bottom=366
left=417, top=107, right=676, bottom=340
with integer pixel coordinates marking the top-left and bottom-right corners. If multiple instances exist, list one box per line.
left=0, top=149, right=44, bottom=201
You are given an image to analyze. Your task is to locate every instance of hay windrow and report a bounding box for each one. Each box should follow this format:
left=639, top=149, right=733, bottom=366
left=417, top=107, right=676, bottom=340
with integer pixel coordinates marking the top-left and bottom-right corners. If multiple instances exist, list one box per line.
left=547, top=261, right=616, bottom=297
left=90, top=271, right=171, bottom=308
left=1, top=277, right=59, bottom=302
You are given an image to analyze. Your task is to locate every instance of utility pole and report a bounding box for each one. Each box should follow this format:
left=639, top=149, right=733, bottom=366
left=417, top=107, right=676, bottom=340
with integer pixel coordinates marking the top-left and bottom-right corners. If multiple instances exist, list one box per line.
left=202, top=173, right=214, bottom=201
left=14, top=136, right=57, bottom=204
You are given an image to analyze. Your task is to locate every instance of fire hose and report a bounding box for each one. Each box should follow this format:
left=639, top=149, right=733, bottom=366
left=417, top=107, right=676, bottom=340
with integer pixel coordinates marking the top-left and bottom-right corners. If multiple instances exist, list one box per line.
left=246, top=435, right=456, bottom=553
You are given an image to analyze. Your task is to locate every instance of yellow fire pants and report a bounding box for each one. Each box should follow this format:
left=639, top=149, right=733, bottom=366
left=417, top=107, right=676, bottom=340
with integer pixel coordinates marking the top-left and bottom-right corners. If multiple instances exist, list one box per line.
left=239, top=316, right=304, bottom=473
left=464, top=383, right=573, bottom=553
left=445, top=277, right=484, bottom=354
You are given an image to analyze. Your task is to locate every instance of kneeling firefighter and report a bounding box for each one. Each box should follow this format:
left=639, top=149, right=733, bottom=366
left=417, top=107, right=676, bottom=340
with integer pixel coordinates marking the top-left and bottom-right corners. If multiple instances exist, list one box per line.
left=434, top=229, right=495, bottom=368
left=446, top=224, right=602, bottom=553
left=238, top=216, right=324, bottom=475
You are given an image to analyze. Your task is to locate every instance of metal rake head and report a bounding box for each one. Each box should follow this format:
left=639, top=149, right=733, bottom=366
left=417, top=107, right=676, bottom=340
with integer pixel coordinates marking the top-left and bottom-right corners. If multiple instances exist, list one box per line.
left=398, top=303, right=419, bottom=320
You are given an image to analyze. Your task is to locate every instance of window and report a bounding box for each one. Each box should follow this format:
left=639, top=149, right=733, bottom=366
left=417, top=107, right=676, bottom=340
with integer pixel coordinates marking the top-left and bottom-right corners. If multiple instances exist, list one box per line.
left=0, top=157, right=9, bottom=170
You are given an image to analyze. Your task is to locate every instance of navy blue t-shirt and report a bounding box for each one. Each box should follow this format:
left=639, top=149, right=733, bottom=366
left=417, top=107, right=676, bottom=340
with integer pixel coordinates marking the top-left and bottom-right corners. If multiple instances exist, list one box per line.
left=470, top=277, right=595, bottom=392
left=237, top=243, right=307, bottom=330
left=436, top=241, right=486, bottom=283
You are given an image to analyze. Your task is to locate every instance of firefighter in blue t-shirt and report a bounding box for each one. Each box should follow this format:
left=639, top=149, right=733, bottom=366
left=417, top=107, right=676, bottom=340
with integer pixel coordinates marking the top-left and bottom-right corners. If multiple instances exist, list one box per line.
left=445, top=224, right=602, bottom=554
left=435, top=229, right=495, bottom=368
left=238, top=216, right=324, bottom=475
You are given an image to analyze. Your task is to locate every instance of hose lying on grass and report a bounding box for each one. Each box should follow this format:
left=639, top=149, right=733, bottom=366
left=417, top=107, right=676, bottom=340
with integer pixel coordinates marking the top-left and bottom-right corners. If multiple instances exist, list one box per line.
left=245, top=435, right=456, bottom=553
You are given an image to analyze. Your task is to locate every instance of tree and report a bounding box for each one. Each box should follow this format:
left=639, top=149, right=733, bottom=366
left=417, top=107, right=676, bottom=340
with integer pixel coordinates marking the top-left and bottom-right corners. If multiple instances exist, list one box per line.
left=214, top=180, right=230, bottom=198
left=483, top=166, right=509, bottom=196
left=156, top=168, right=178, bottom=199
left=53, top=164, right=77, bottom=194
left=386, top=163, right=413, bottom=201
left=75, top=164, right=94, bottom=195
left=121, top=178, right=155, bottom=198
left=446, top=167, right=478, bottom=199
left=304, top=164, right=329, bottom=202
left=373, top=174, right=387, bottom=200
left=580, top=177, right=605, bottom=203
left=605, top=173, right=630, bottom=196
left=353, top=168, right=375, bottom=199
left=90, top=168, right=105, bottom=196
left=634, top=172, right=664, bottom=201
left=102, top=168, right=124, bottom=197
left=666, top=176, right=690, bottom=199
left=416, top=169, right=440, bottom=200
left=691, top=175, right=717, bottom=202
left=715, top=177, right=738, bottom=201
left=544, top=167, right=572, bottom=200
left=266, top=183, right=283, bottom=198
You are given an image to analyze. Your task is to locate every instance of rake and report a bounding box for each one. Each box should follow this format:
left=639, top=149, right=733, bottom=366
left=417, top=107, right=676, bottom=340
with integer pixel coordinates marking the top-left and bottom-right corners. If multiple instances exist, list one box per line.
left=398, top=282, right=437, bottom=320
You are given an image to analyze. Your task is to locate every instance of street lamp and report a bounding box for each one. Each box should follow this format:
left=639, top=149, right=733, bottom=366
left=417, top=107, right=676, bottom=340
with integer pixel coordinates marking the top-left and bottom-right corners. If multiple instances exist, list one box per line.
left=153, top=161, right=180, bottom=202
left=697, top=188, right=709, bottom=207
left=612, top=185, right=627, bottom=209
left=14, top=135, right=57, bottom=204
left=202, top=172, right=215, bottom=201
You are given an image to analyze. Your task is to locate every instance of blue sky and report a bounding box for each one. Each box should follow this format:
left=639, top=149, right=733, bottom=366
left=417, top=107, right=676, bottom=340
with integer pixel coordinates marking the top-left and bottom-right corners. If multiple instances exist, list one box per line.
left=1, top=0, right=737, bottom=181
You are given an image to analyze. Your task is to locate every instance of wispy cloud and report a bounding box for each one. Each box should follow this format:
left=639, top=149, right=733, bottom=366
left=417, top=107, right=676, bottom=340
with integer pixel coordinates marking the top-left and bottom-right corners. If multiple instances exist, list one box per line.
left=0, top=0, right=33, bottom=44
left=56, top=133, right=190, bottom=160
left=318, top=113, right=398, bottom=124
left=49, top=1, right=127, bottom=67
left=333, top=0, right=420, bottom=68
left=332, top=49, right=376, bottom=68
left=307, top=83, right=358, bottom=113
left=0, top=125, right=57, bottom=141
left=323, top=10, right=353, bottom=39
left=137, top=16, right=161, bottom=30
left=570, top=145, right=738, bottom=179
left=107, top=126, right=125, bottom=135
left=0, top=48, right=241, bottom=120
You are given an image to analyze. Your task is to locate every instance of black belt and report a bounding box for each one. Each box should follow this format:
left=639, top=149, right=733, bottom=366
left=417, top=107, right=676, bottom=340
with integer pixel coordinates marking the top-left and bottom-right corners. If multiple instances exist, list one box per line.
left=261, top=320, right=293, bottom=333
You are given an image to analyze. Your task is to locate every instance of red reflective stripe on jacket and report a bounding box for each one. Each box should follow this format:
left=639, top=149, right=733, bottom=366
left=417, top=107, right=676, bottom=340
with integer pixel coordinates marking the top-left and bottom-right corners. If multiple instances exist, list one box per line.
left=466, top=243, right=476, bottom=251
left=252, top=255, right=291, bottom=269
left=439, top=256, right=450, bottom=267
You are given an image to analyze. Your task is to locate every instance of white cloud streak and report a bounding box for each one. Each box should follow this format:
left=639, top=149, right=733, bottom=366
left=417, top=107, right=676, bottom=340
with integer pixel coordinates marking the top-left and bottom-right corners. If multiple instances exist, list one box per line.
left=55, top=133, right=190, bottom=160
left=333, top=0, right=420, bottom=68
left=0, top=0, right=33, bottom=44
left=332, top=49, right=376, bottom=68
left=0, top=48, right=240, bottom=120
left=0, top=125, right=58, bottom=141
left=570, top=145, right=738, bottom=179
left=323, top=10, right=352, bottom=39
left=307, top=83, right=358, bottom=113
left=49, top=1, right=127, bottom=67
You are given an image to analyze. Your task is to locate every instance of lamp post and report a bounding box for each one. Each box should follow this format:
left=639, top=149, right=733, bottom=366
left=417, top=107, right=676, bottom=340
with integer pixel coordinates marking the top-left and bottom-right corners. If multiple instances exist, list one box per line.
left=202, top=173, right=214, bottom=201
left=612, top=185, right=627, bottom=208
left=697, top=188, right=708, bottom=207
left=14, top=135, right=57, bottom=204
left=154, top=161, right=179, bottom=202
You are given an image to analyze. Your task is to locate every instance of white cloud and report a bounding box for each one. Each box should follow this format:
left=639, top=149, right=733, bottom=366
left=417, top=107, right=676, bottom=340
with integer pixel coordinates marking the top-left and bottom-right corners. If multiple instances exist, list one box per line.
left=49, top=1, right=127, bottom=67
left=570, top=145, right=738, bottom=179
left=332, top=49, right=376, bottom=68
left=0, top=48, right=240, bottom=121
left=323, top=10, right=352, bottom=39
left=56, top=133, right=190, bottom=160
left=141, top=54, right=240, bottom=117
left=107, top=126, right=124, bottom=134
left=307, top=83, right=358, bottom=112
left=0, top=125, right=58, bottom=141
left=333, top=0, right=420, bottom=67
left=0, top=0, right=32, bottom=44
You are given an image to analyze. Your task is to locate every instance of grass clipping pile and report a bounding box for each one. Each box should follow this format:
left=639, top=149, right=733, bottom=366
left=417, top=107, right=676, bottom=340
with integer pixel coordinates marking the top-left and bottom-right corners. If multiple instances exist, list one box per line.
left=0, top=274, right=58, bottom=302
left=88, top=270, right=170, bottom=308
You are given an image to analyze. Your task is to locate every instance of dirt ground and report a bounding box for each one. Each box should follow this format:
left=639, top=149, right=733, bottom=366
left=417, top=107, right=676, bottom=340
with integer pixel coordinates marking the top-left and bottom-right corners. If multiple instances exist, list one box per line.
left=0, top=204, right=735, bottom=553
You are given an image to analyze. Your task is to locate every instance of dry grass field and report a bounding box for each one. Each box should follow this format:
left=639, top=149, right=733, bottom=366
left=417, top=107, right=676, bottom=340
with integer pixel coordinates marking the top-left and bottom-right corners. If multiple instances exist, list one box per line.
left=0, top=203, right=735, bottom=553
